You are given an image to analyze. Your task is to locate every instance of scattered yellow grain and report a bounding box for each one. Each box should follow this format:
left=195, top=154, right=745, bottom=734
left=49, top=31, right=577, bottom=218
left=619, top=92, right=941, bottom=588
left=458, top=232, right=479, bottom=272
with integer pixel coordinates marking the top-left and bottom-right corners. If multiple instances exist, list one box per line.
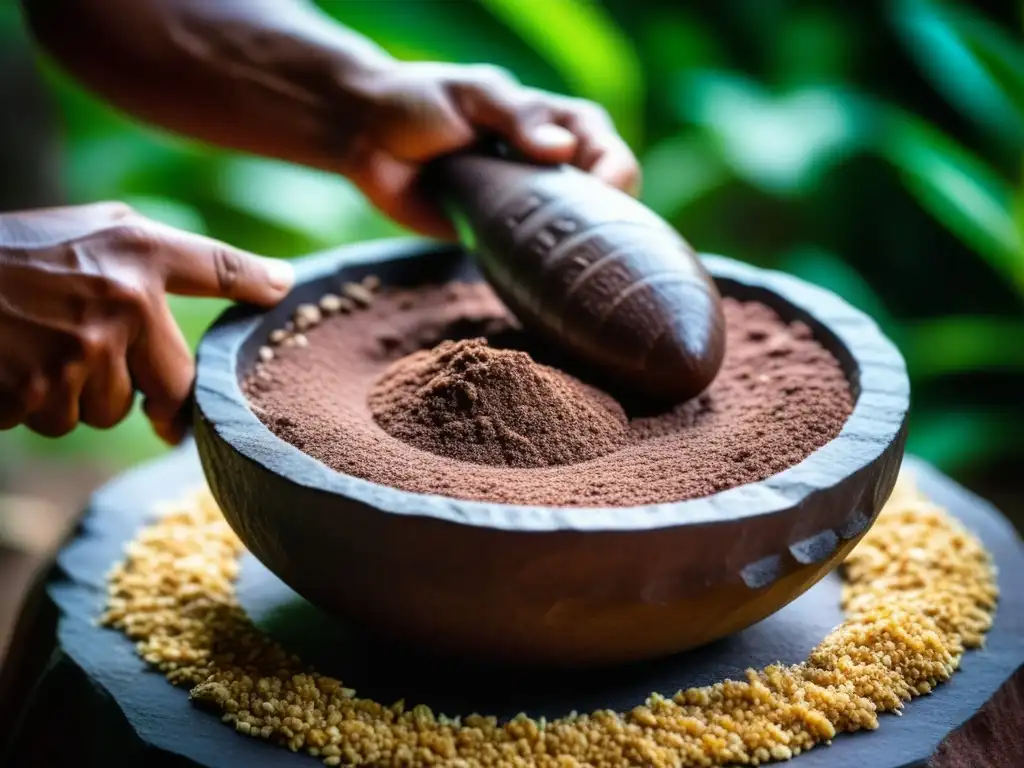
left=100, top=470, right=997, bottom=767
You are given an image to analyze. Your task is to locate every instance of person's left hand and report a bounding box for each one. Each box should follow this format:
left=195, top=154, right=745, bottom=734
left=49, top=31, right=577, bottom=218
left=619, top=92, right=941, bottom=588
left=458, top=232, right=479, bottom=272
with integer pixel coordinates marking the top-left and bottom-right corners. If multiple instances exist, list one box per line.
left=0, top=202, right=293, bottom=443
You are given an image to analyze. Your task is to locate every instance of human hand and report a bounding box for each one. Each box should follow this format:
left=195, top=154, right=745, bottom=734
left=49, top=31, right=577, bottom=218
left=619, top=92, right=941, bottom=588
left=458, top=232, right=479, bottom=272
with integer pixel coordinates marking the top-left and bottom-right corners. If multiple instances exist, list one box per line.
left=343, top=61, right=642, bottom=239
left=0, top=202, right=294, bottom=443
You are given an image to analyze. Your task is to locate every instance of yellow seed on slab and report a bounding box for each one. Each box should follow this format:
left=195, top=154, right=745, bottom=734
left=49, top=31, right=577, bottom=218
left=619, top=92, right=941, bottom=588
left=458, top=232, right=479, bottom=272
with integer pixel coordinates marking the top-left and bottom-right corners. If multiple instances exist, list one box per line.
left=101, top=471, right=997, bottom=768
left=257, top=347, right=274, bottom=363
left=269, top=329, right=290, bottom=346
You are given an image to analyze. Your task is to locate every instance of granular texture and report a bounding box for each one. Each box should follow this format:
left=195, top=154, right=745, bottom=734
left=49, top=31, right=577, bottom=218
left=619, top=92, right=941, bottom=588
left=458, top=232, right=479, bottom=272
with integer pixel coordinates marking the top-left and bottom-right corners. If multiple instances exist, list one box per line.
left=368, top=337, right=629, bottom=468
left=244, top=282, right=854, bottom=506
left=99, top=471, right=999, bottom=767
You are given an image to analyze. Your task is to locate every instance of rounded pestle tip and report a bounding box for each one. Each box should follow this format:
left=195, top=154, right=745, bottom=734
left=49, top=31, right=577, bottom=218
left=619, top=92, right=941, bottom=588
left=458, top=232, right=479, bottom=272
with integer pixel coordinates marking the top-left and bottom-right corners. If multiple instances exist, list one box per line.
left=428, top=151, right=727, bottom=404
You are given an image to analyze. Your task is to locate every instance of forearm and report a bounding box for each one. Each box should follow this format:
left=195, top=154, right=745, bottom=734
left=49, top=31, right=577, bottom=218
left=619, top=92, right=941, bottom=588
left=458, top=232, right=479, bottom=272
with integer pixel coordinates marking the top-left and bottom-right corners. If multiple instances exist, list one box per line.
left=20, top=0, right=396, bottom=172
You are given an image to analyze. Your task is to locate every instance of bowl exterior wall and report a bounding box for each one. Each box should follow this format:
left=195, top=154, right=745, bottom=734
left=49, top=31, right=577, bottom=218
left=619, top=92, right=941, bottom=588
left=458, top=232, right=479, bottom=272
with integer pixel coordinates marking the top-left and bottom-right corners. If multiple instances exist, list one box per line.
left=194, top=240, right=909, bottom=667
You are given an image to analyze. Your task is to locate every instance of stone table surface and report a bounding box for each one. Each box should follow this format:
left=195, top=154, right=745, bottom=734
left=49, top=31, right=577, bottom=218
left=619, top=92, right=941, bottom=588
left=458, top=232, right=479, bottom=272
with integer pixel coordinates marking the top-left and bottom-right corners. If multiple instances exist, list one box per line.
left=0, top=442, right=1021, bottom=767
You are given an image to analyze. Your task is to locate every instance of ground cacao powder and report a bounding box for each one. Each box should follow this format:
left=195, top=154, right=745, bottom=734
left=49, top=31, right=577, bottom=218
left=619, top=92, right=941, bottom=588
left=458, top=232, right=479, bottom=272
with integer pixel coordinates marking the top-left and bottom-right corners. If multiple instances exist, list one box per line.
left=369, top=338, right=629, bottom=468
left=244, top=282, right=853, bottom=506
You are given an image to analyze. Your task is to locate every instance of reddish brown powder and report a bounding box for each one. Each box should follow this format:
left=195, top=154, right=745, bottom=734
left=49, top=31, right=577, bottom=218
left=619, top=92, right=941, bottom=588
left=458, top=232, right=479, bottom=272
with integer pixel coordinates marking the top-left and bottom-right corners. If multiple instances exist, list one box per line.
left=368, top=338, right=628, bottom=468
left=244, top=282, right=854, bottom=507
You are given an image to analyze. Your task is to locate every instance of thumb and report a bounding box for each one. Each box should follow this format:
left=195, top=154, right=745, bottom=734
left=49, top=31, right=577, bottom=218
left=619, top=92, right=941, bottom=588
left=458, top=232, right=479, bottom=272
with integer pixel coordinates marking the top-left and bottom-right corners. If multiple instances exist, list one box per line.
left=147, top=223, right=294, bottom=306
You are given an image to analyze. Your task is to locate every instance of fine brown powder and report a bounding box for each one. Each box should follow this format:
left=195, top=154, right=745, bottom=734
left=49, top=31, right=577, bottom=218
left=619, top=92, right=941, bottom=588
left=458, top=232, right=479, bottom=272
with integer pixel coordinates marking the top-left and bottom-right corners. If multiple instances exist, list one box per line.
left=369, top=338, right=629, bottom=468
left=244, top=281, right=853, bottom=507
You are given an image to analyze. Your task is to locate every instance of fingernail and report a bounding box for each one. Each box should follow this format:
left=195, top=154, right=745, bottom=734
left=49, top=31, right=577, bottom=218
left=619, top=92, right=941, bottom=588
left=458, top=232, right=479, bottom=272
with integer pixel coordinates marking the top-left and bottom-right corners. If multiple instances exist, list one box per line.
left=262, top=257, right=295, bottom=293
left=528, top=124, right=576, bottom=150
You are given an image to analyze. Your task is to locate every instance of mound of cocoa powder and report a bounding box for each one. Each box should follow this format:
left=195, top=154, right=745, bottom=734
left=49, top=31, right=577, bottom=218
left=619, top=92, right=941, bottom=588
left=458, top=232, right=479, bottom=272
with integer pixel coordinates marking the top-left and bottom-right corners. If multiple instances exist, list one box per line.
left=368, top=338, right=628, bottom=468
left=244, top=282, right=853, bottom=507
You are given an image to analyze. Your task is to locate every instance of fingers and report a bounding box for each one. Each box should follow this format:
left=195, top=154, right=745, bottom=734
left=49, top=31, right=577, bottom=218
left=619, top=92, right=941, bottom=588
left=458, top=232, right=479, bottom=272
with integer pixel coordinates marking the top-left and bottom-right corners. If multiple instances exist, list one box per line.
left=0, top=315, right=132, bottom=436
left=127, top=296, right=195, bottom=445
left=79, top=340, right=134, bottom=430
left=552, top=100, right=641, bottom=196
left=145, top=396, right=190, bottom=446
left=8, top=363, right=133, bottom=437
left=0, top=386, right=23, bottom=431
left=24, top=361, right=88, bottom=438
left=361, top=63, right=641, bottom=238
left=452, top=70, right=579, bottom=164
left=452, top=70, right=640, bottom=195
left=348, top=149, right=460, bottom=240
left=0, top=208, right=273, bottom=444
left=8, top=329, right=134, bottom=437
left=138, top=224, right=295, bottom=307
left=0, top=370, right=46, bottom=431
left=13, top=311, right=186, bottom=443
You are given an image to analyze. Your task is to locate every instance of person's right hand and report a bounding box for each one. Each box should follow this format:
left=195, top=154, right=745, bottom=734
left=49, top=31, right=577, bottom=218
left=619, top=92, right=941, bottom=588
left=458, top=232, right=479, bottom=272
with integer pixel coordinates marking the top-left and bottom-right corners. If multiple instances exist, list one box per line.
left=342, top=61, right=642, bottom=239
left=0, top=201, right=294, bottom=443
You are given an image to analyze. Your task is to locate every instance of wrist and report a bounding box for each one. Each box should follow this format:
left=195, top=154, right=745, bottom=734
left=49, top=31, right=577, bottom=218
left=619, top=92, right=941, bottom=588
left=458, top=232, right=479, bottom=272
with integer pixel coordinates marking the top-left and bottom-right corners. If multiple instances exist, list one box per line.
left=325, top=54, right=402, bottom=168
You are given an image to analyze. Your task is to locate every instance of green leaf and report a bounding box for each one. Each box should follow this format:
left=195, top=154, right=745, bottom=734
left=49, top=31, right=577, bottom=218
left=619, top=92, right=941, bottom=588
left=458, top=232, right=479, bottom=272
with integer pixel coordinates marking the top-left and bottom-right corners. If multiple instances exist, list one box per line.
left=879, top=110, right=1024, bottom=295
left=1016, top=171, right=1024, bottom=262
left=640, top=12, right=724, bottom=75
left=0, top=3, right=25, bottom=39
left=941, top=2, right=1024, bottom=128
left=58, top=133, right=199, bottom=203
left=775, top=246, right=895, bottom=330
left=214, top=157, right=385, bottom=245
left=775, top=249, right=1024, bottom=382
left=168, top=295, right=232, bottom=351
left=122, top=196, right=207, bottom=235
left=890, top=0, right=1023, bottom=145
left=907, top=409, right=1021, bottom=473
left=639, top=135, right=729, bottom=220
left=316, top=0, right=562, bottom=91
left=772, top=9, right=855, bottom=88
left=676, top=72, right=867, bottom=196
left=899, top=316, right=1024, bottom=379
left=477, top=0, right=644, bottom=145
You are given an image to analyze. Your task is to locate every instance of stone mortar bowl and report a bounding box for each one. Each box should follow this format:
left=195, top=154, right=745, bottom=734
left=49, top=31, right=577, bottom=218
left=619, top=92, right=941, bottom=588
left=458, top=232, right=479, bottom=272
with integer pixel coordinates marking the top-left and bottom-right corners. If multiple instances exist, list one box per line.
left=193, top=238, right=909, bottom=668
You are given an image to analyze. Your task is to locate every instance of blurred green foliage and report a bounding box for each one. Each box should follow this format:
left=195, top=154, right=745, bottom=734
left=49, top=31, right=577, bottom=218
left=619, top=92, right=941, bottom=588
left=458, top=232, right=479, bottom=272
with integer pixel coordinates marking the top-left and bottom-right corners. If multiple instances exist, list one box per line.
left=0, top=0, right=1022, bottom=479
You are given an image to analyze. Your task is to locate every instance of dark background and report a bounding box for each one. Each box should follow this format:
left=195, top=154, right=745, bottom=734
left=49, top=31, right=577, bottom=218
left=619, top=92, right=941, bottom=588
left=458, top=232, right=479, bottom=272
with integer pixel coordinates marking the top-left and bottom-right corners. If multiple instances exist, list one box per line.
left=0, top=0, right=1021, bottom=653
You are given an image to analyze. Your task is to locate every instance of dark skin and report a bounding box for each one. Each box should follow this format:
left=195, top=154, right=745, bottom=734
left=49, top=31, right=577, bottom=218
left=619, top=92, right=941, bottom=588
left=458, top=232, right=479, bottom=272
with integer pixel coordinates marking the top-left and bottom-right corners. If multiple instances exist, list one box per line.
left=5, top=0, right=640, bottom=443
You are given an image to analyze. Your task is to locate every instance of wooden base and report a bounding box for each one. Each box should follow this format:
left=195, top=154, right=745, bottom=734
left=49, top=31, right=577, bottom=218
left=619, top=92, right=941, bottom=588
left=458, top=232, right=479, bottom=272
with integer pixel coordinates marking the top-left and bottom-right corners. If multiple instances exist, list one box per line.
left=1, top=443, right=1021, bottom=767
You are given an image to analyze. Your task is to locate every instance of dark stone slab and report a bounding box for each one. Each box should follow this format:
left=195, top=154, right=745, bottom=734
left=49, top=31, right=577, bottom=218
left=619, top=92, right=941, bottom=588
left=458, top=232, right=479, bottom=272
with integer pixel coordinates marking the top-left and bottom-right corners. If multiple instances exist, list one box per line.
left=1, top=443, right=1020, bottom=767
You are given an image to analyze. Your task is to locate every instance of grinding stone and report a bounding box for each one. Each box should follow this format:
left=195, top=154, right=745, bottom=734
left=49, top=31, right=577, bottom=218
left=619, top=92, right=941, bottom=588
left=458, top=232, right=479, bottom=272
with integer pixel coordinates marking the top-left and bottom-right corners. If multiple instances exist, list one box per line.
left=2, top=442, right=1022, bottom=767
